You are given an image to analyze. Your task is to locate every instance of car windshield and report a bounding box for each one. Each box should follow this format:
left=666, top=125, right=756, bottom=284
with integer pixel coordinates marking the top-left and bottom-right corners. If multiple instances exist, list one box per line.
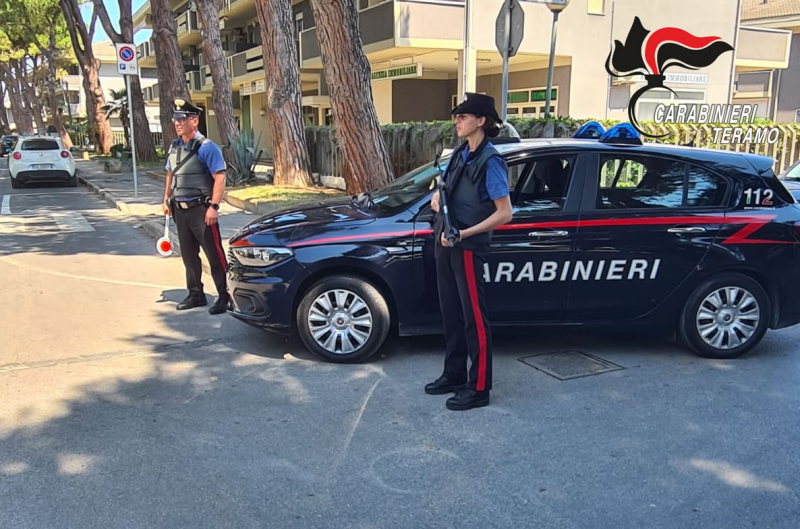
left=369, top=157, right=450, bottom=213
left=21, top=139, right=59, bottom=151
left=782, top=162, right=800, bottom=180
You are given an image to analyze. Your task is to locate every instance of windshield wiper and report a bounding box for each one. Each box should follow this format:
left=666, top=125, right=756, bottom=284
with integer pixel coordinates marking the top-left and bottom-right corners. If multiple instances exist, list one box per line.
left=354, top=191, right=375, bottom=208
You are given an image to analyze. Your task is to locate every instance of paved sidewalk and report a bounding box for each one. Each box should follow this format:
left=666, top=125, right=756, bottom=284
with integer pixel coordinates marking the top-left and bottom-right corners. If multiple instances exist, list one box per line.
left=75, top=160, right=258, bottom=271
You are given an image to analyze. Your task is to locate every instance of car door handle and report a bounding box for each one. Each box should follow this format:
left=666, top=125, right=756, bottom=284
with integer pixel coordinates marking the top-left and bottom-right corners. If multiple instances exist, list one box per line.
left=528, top=230, right=569, bottom=237
left=667, top=227, right=706, bottom=234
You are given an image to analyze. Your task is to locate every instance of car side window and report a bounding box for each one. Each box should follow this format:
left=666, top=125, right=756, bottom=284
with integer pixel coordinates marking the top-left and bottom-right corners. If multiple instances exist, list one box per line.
left=686, top=165, right=728, bottom=207
left=512, top=155, right=576, bottom=214
left=598, top=155, right=684, bottom=209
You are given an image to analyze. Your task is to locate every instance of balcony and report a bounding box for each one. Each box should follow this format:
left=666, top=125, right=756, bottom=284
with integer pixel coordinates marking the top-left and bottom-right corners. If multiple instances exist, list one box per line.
left=186, top=71, right=207, bottom=93
left=228, top=46, right=264, bottom=84
left=736, top=26, right=792, bottom=70
left=137, top=39, right=157, bottom=68
left=300, top=0, right=464, bottom=66
left=176, top=10, right=203, bottom=47
left=201, top=65, right=213, bottom=89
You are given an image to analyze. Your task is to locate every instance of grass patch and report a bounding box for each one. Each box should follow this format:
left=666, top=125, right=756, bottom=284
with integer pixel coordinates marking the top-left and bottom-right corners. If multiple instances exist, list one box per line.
left=227, top=184, right=344, bottom=206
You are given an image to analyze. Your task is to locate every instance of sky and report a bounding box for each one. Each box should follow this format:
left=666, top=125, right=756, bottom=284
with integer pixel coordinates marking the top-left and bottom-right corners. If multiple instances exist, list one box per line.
left=82, top=0, right=152, bottom=44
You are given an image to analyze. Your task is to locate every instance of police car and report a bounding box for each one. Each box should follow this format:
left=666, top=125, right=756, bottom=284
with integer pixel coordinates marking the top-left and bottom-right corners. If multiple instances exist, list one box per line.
left=227, top=123, right=800, bottom=363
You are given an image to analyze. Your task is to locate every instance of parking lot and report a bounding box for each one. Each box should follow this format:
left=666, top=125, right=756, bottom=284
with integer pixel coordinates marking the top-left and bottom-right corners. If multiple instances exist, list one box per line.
left=1, top=169, right=799, bottom=529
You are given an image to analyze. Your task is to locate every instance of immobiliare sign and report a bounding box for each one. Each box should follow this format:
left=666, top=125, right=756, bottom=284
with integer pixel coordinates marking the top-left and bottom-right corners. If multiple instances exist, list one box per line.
left=372, top=64, right=422, bottom=81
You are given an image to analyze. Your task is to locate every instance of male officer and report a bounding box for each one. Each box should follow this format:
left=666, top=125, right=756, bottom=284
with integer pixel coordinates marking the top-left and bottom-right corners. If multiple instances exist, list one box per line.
left=426, top=93, right=513, bottom=411
left=162, top=98, right=230, bottom=315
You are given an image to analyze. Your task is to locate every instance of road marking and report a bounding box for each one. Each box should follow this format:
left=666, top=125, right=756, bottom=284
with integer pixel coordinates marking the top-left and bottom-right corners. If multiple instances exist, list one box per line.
left=51, top=211, right=95, bottom=232
left=0, top=254, right=183, bottom=290
left=1, top=195, right=10, bottom=215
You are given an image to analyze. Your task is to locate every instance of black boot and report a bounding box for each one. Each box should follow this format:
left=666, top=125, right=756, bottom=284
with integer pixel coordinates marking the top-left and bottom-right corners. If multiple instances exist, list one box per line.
left=425, top=375, right=466, bottom=395
left=446, top=388, right=490, bottom=411
left=208, top=295, right=230, bottom=315
left=177, top=294, right=207, bottom=310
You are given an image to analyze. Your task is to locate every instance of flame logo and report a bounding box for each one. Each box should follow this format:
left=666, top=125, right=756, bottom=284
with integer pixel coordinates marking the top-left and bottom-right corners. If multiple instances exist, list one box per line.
left=605, top=17, right=734, bottom=138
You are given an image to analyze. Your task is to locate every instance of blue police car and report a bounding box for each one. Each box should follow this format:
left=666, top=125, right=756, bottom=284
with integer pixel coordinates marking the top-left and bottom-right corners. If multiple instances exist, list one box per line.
left=226, top=124, right=800, bottom=363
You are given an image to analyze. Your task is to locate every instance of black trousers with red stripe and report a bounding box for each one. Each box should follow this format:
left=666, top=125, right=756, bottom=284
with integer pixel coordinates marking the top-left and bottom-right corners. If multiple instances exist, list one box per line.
left=435, top=243, right=492, bottom=392
left=172, top=203, right=229, bottom=299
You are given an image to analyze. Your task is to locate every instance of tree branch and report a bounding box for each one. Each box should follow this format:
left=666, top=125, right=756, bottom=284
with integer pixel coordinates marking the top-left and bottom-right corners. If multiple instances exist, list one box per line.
left=92, top=0, right=122, bottom=43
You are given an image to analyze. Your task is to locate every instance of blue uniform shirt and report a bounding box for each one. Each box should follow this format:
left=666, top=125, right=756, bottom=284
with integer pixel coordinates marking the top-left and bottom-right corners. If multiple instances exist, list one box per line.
left=445, top=142, right=510, bottom=202
left=165, top=133, right=226, bottom=200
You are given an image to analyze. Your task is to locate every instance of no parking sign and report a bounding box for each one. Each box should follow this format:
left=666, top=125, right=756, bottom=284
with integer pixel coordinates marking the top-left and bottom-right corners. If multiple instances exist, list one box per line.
left=115, top=43, right=137, bottom=75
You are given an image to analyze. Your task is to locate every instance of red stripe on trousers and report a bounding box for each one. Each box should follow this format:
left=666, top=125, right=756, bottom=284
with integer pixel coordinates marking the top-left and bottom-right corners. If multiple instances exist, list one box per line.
left=463, top=250, right=487, bottom=392
left=210, top=223, right=228, bottom=272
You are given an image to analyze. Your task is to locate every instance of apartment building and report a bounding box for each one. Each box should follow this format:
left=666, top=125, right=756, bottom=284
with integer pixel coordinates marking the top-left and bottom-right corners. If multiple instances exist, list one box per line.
left=133, top=0, right=795, bottom=147
left=55, top=41, right=162, bottom=135
left=739, top=0, right=800, bottom=122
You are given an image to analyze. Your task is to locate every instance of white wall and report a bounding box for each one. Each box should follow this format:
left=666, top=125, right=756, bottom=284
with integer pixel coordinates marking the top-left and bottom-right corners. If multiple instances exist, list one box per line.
left=372, top=79, right=393, bottom=124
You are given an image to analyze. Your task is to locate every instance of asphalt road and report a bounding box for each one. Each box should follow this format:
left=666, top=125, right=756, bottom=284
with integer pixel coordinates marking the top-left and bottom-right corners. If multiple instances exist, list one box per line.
left=1, top=160, right=799, bottom=529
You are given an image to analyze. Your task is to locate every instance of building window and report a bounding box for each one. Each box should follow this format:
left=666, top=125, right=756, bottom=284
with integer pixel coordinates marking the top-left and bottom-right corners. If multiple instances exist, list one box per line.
left=636, top=89, right=705, bottom=122
left=506, top=87, right=558, bottom=118
left=67, top=65, right=79, bottom=76
left=795, top=110, right=800, bottom=123
left=588, top=0, right=604, bottom=14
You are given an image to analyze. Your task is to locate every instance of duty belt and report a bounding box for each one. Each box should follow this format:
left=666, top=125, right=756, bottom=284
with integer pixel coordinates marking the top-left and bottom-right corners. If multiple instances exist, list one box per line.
left=174, top=197, right=207, bottom=210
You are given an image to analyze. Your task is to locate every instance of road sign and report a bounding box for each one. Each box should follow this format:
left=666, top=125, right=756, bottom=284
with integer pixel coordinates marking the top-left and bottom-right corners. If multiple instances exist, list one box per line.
left=115, top=43, right=139, bottom=198
left=115, top=43, right=137, bottom=76
left=495, top=0, right=525, bottom=59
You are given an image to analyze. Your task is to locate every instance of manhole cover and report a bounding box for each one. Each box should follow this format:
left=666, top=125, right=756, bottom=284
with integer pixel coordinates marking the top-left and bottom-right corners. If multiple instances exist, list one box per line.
left=518, top=351, right=624, bottom=380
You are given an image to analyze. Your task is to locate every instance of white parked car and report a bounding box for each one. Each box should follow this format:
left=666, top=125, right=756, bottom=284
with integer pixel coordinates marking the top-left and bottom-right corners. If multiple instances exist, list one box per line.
left=9, top=136, right=76, bottom=189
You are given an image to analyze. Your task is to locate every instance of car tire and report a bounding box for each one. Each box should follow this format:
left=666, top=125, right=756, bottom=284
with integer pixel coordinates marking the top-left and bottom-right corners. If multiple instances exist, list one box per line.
left=68, top=174, right=78, bottom=187
left=678, top=273, right=770, bottom=359
left=297, top=275, right=391, bottom=364
left=10, top=177, right=22, bottom=189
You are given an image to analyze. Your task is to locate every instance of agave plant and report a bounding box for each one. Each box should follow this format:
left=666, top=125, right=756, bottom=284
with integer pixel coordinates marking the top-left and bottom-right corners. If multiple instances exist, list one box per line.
left=225, top=128, right=264, bottom=187
left=101, top=89, right=130, bottom=151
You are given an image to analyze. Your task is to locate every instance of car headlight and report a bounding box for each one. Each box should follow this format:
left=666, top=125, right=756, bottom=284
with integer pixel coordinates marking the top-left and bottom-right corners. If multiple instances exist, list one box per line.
left=231, top=246, right=294, bottom=267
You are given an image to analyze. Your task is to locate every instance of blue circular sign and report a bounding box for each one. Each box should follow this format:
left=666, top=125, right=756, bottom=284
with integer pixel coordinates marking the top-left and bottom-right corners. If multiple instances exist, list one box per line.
left=119, top=47, right=134, bottom=62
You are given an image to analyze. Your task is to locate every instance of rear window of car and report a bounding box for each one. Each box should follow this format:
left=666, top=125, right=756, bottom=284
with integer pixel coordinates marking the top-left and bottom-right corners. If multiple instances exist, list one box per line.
left=21, top=140, right=59, bottom=151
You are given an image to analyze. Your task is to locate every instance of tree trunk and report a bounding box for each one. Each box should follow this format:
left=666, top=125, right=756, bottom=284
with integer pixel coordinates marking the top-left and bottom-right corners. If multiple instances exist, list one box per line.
left=151, top=0, right=188, bottom=151
left=41, top=30, right=73, bottom=149
left=254, top=0, right=313, bottom=187
left=60, top=0, right=113, bottom=154
left=195, top=0, right=238, bottom=150
left=46, top=77, right=72, bottom=148
left=122, top=107, right=131, bottom=149
left=16, top=60, right=47, bottom=134
left=309, top=0, right=392, bottom=194
left=92, top=0, right=158, bottom=162
left=0, top=82, right=9, bottom=134
left=0, top=65, right=32, bottom=134
left=84, top=61, right=113, bottom=153
left=126, top=75, right=158, bottom=161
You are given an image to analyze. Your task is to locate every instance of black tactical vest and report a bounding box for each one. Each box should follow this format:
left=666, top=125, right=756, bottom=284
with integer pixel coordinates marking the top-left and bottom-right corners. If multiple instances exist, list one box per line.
left=436, top=138, right=506, bottom=251
left=168, top=136, right=214, bottom=198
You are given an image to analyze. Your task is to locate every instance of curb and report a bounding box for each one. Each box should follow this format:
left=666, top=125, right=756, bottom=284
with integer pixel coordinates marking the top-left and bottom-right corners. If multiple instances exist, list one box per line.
left=77, top=169, right=163, bottom=216
left=222, top=191, right=284, bottom=216
left=77, top=171, right=134, bottom=214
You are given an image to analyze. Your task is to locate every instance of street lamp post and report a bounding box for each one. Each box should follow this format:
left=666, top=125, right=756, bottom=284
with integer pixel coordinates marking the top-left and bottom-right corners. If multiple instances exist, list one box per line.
left=544, top=0, right=569, bottom=120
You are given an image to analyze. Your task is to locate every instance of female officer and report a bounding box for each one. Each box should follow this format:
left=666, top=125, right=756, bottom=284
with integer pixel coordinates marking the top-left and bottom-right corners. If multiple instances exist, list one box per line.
left=426, top=93, right=513, bottom=411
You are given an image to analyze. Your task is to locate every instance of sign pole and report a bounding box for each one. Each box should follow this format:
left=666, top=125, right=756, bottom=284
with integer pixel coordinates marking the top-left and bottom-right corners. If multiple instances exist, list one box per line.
left=461, top=0, right=473, bottom=99
left=116, top=43, right=139, bottom=198
left=501, top=0, right=511, bottom=122
left=544, top=10, right=559, bottom=120
left=125, top=73, right=138, bottom=199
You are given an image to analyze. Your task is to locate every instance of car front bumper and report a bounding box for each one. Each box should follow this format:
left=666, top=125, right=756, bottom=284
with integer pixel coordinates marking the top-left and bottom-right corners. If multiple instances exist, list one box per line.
left=226, top=254, right=308, bottom=335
